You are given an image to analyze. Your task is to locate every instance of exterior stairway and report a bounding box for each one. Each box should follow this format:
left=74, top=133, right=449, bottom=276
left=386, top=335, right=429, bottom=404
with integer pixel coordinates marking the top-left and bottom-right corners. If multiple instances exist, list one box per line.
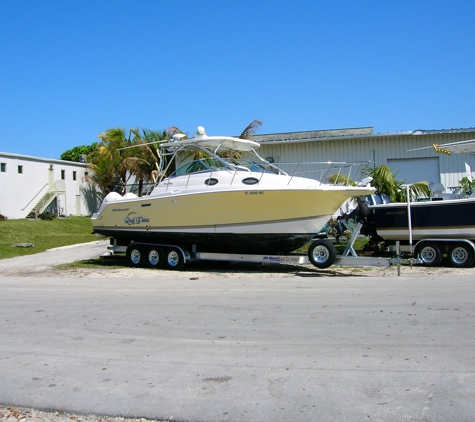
left=28, top=180, right=66, bottom=217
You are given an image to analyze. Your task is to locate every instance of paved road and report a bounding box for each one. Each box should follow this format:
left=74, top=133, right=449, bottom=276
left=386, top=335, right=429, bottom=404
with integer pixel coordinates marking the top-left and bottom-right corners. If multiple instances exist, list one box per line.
left=0, top=243, right=474, bottom=421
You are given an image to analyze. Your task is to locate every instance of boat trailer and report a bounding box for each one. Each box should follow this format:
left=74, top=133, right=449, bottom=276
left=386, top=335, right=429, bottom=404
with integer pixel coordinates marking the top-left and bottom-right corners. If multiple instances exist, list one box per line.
left=102, top=220, right=419, bottom=271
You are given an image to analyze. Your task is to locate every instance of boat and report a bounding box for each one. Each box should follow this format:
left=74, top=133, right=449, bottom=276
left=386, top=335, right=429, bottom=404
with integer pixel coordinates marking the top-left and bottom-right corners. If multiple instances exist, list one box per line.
left=360, top=193, right=475, bottom=242
left=359, top=138, right=475, bottom=244
left=91, top=127, right=375, bottom=255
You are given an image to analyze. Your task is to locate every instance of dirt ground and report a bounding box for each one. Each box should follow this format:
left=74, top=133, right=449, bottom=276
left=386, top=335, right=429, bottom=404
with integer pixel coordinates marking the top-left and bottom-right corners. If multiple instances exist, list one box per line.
left=2, top=254, right=474, bottom=279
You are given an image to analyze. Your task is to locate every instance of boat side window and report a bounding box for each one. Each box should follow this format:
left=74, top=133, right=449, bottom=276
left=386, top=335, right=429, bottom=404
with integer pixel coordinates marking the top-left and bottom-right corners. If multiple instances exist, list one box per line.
left=242, top=177, right=260, bottom=185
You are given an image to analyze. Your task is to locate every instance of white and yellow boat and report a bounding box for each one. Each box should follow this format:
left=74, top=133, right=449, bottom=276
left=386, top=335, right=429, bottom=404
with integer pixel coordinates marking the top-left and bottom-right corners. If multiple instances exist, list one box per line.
left=91, top=127, right=374, bottom=254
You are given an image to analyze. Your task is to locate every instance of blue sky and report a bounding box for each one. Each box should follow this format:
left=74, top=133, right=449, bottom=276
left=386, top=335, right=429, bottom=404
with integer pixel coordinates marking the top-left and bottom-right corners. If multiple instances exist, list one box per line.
left=1, top=0, right=474, bottom=159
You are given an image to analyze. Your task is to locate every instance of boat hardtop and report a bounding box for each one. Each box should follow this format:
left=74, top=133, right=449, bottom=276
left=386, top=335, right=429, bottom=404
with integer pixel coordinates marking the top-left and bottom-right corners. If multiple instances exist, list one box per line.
left=161, top=134, right=261, bottom=152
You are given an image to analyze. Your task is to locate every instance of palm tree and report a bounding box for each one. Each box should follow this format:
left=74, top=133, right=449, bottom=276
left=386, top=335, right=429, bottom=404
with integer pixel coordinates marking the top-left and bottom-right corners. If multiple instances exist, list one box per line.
left=87, top=121, right=264, bottom=197
left=87, top=128, right=135, bottom=194
left=123, top=128, right=169, bottom=196
left=363, top=164, right=429, bottom=202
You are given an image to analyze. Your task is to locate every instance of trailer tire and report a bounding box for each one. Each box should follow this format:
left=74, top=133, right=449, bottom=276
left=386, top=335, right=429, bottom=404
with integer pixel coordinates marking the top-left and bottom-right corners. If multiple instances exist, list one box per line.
left=448, top=243, right=474, bottom=268
left=147, top=246, right=165, bottom=269
left=165, top=247, right=185, bottom=271
left=416, top=242, right=442, bottom=267
left=308, top=239, right=337, bottom=269
left=126, top=244, right=145, bottom=268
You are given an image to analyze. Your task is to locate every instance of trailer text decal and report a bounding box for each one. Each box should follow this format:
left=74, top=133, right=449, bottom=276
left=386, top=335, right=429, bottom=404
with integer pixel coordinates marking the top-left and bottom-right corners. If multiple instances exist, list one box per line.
left=263, top=256, right=301, bottom=263
left=124, top=212, right=150, bottom=225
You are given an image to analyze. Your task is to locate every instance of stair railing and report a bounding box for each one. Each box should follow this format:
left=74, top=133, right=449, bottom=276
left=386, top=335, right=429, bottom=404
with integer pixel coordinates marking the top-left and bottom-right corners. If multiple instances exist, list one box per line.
left=22, top=183, right=49, bottom=211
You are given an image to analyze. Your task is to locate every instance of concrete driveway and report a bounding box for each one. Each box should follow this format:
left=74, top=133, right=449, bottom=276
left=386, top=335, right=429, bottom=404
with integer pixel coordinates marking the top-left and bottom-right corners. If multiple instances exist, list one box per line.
left=0, top=240, right=109, bottom=271
left=0, top=243, right=474, bottom=421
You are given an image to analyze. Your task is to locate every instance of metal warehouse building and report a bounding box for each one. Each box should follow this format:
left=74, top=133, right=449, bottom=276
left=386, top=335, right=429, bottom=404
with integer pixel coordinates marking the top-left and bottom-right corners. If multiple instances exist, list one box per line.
left=251, top=127, right=475, bottom=192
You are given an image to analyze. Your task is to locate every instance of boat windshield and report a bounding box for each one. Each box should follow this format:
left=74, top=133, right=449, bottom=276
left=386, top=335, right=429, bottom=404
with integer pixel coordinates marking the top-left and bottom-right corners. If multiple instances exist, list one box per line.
left=168, top=158, right=280, bottom=179
left=227, top=159, right=280, bottom=174
left=169, top=158, right=230, bottom=178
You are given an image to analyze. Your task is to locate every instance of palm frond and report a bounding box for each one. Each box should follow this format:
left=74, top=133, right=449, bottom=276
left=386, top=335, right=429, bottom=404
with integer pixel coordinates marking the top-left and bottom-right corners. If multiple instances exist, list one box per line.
left=239, top=120, right=263, bottom=139
left=410, top=181, right=430, bottom=198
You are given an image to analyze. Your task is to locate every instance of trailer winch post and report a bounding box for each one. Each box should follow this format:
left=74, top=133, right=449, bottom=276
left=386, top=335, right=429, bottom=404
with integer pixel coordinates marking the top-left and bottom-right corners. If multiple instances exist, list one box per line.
left=406, top=184, right=413, bottom=255
left=396, top=241, right=401, bottom=276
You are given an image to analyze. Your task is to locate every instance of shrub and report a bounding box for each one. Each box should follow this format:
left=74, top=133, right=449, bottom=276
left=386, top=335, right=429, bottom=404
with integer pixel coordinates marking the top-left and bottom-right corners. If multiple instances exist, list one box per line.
left=0, top=214, right=7, bottom=221
left=38, top=212, right=55, bottom=221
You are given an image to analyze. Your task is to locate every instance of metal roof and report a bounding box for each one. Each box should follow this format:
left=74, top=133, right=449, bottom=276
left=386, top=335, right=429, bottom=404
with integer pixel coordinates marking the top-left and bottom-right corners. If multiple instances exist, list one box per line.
left=0, top=151, right=88, bottom=167
left=254, top=127, right=475, bottom=145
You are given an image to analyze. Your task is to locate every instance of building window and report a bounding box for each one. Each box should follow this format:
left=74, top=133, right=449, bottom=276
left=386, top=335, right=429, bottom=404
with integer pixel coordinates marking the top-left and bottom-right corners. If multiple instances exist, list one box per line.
left=73, top=171, right=77, bottom=181
left=18, top=165, right=23, bottom=174
left=0, top=163, right=5, bottom=172
left=61, top=169, right=65, bottom=180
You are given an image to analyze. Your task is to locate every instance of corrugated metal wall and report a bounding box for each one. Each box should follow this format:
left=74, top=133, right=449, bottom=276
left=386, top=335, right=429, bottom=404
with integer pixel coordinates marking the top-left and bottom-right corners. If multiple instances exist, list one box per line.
left=252, top=132, right=475, bottom=190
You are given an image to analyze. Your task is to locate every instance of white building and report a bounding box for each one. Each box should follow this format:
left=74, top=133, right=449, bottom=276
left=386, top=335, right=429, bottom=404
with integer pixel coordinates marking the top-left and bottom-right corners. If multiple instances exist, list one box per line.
left=0, top=152, right=101, bottom=219
left=252, top=127, right=475, bottom=191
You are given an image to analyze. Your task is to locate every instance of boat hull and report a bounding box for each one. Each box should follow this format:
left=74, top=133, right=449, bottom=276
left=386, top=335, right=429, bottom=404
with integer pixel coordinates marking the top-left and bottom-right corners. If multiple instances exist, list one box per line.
left=368, top=198, right=475, bottom=241
left=92, top=187, right=370, bottom=253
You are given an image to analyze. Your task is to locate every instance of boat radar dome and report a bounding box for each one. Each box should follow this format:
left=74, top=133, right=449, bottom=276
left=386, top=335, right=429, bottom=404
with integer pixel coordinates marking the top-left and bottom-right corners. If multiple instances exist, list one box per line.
left=197, top=126, right=206, bottom=136
left=172, top=133, right=187, bottom=141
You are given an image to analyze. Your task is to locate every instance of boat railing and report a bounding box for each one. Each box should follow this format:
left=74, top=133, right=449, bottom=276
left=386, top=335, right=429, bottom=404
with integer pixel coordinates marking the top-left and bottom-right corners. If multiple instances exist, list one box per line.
left=277, top=161, right=373, bottom=185
left=121, top=161, right=373, bottom=194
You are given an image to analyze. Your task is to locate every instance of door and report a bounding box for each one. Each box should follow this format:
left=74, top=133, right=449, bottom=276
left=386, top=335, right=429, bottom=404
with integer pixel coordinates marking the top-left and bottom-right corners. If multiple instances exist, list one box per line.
left=387, top=157, right=440, bottom=185
left=75, top=195, right=81, bottom=216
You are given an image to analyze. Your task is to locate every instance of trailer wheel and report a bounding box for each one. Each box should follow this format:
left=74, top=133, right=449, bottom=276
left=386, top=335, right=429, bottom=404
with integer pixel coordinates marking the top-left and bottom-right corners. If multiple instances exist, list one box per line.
left=416, top=243, right=442, bottom=267
left=147, top=246, right=165, bottom=269
left=308, top=239, right=337, bottom=269
left=448, top=243, right=474, bottom=268
left=165, top=247, right=185, bottom=271
left=126, top=244, right=144, bottom=267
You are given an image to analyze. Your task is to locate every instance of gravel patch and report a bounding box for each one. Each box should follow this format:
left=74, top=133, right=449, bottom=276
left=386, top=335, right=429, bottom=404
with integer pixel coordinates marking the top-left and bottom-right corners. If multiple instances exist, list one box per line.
left=0, top=405, right=166, bottom=422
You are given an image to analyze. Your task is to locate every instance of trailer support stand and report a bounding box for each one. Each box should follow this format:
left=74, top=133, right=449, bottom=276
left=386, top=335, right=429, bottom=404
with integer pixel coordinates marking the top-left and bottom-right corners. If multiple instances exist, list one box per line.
left=341, top=222, right=363, bottom=257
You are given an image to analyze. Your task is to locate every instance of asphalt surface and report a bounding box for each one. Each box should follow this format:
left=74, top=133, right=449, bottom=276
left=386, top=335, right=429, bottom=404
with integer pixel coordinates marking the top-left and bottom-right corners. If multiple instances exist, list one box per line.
left=0, top=243, right=475, bottom=422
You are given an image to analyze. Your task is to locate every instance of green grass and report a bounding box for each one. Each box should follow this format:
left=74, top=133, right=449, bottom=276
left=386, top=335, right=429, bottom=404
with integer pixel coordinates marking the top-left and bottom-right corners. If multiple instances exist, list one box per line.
left=0, top=217, right=100, bottom=259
